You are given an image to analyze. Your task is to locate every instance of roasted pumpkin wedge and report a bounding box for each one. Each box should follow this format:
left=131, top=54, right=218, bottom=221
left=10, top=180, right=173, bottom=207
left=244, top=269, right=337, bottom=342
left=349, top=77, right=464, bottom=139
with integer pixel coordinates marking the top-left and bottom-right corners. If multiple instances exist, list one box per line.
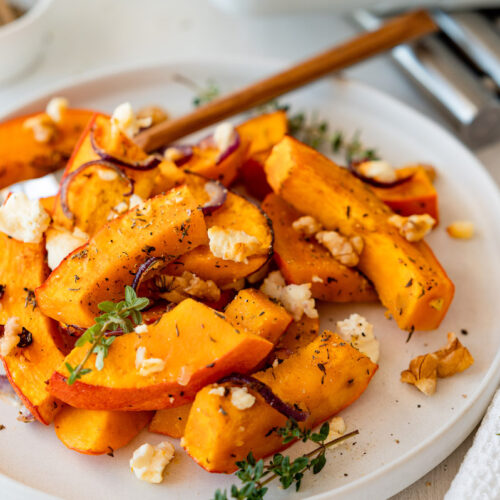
left=262, top=193, right=377, bottom=303
left=265, top=137, right=454, bottom=331
left=54, top=406, right=152, bottom=455
left=149, top=404, right=192, bottom=439
left=371, top=166, right=439, bottom=222
left=36, top=185, right=207, bottom=327
left=224, top=288, right=292, bottom=344
left=163, top=176, right=274, bottom=287
left=237, top=111, right=288, bottom=200
left=183, top=330, right=377, bottom=472
left=0, top=234, right=63, bottom=424
left=0, top=109, right=95, bottom=189
left=49, top=299, right=273, bottom=411
left=273, top=316, right=320, bottom=361
left=51, top=113, right=159, bottom=236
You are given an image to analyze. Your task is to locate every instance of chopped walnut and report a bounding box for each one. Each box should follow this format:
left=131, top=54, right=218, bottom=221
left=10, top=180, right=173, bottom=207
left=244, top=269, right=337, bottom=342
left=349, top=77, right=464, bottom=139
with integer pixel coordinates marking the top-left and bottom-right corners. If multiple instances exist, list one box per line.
left=446, top=221, right=474, bottom=240
left=388, top=214, right=436, bottom=242
left=401, top=332, right=474, bottom=395
left=434, top=332, right=474, bottom=378
left=358, top=160, right=397, bottom=183
left=136, top=106, right=168, bottom=127
left=292, top=216, right=323, bottom=238
left=23, top=115, right=58, bottom=143
left=316, top=230, right=363, bottom=267
left=155, top=271, right=220, bottom=303
left=401, top=353, right=439, bottom=396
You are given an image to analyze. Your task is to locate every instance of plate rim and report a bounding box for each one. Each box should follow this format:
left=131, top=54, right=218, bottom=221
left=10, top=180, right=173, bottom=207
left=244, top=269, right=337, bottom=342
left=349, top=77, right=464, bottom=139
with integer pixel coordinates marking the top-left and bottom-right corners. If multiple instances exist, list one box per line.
left=1, top=56, right=500, bottom=500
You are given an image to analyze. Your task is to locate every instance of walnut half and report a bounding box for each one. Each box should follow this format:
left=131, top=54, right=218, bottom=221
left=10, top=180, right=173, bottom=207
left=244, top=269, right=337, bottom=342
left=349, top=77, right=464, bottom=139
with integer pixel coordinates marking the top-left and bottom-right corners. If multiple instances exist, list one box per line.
left=401, top=332, right=474, bottom=396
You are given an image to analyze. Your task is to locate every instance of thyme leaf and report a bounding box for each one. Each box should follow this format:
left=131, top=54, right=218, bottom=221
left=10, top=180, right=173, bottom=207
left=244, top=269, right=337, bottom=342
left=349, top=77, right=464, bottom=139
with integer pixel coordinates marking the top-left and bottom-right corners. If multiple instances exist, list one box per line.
left=212, top=419, right=359, bottom=499
left=65, top=286, right=149, bottom=385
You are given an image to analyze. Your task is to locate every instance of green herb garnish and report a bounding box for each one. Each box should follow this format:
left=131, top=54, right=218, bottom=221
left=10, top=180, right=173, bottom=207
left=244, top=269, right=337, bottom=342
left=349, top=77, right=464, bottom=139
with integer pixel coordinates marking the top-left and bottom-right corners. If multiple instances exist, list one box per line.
left=65, top=286, right=149, bottom=385
left=213, top=419, right=359, bottom=499
left=193, top=80, right=220, bottom=107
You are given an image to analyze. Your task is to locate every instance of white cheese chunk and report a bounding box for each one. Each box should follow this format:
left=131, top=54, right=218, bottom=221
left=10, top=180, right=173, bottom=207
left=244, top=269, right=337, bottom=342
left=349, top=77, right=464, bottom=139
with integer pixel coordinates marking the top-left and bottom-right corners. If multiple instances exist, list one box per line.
left=0, top=193, right=50, bottom=243
left=0, top=317, right=21, bottom=356
left=336, top=313, right=379, bottom=363
left=208, top=226, right=264, bottom=264
left=45, top=97, right=69, bottom=124
left=130, top=442, right=175, bottom=484
left=213, top=122, right=236, bottom=153
left=46, top=226, right=89, bottom=270
left=110, top=102, right=151, bottom=139
left=230, top=387, right=256, bottom=410
left=135, top=347, right=165, bottom=376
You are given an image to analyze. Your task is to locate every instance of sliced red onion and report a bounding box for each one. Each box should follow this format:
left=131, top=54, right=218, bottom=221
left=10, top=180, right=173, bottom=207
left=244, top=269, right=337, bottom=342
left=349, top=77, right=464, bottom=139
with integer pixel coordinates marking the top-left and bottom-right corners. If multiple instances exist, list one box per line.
left=218, top=373, right=308, bottom=422
left=163, top=145, right=194, bottom=167
left=60, top=160, right=134, bottom=219
left=17, top=406, right=35, bottom=423
left=198, top=130, right=241, bottom=165
left=90, top=127, right=161, bottom=171
left=132, top=256, right=165, bottom=292
left=202, top=180, right=228, bottom=215
left=349, top=162, right=413, bottom=188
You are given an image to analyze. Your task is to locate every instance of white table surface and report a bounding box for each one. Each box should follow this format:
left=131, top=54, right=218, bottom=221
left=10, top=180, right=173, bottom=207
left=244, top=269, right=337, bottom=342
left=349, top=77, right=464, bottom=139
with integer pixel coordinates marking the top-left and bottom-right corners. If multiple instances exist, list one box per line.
left=0, top=1, right=498, bottom=498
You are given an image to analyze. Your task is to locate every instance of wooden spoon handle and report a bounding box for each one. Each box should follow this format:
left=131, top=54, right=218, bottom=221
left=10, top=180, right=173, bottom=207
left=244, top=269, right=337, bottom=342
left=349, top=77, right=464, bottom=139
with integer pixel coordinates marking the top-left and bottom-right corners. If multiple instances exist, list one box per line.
left=135, top=10, right=437, bottom=152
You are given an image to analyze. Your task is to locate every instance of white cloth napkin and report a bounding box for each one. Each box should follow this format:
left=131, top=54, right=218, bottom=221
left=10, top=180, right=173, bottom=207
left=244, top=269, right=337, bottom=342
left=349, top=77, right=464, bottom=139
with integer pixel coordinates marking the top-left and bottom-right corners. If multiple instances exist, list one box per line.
left=445, top=388, right=500, bottom=500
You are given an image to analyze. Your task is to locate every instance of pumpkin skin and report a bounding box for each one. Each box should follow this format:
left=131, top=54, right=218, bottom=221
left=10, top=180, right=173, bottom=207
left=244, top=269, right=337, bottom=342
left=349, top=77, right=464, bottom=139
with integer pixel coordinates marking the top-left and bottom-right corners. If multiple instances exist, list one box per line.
left=262, top=193, right=377, bottom=303
left=0, top=234, right=63, bottom=424
left=265, top=136, right=454, bottom=331
left=54, top=407, right=153, bottom=455
left=36, top=185, right=207, bottom=328
left=0, top=109, right=96, bottom=189
left=48, top=299, right=273, bottom=412
left=182, top=330, right=378, bottom=473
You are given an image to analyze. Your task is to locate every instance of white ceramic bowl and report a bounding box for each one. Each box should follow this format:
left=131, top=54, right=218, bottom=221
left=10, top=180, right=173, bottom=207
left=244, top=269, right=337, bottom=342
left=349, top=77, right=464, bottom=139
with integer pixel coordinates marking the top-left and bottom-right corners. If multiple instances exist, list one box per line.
left=0, top=0, right=54, bottom=84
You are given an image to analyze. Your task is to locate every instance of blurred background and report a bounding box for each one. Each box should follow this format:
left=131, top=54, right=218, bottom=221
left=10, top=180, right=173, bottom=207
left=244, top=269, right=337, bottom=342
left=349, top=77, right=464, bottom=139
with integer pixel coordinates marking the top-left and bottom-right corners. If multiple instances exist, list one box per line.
left=0, top=0, right=499, bottom=497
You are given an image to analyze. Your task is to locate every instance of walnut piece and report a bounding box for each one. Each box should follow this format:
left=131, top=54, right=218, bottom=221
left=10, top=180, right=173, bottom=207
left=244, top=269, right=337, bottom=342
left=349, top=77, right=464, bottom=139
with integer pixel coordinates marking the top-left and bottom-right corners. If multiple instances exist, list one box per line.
left=292, top=215, right=323, bottom=238
left=401, top=353, right=439, bottom=396
left=316, top=230, right=363, bottom=267
left=388, top=214, right=436, bottom=242
left=434, top=332, right=474, bottom=378
left=136, top=105, right=168, bottom=127
left=155, top=271, right=220, bottom=303
left=401, top=332, right=474, bottom=395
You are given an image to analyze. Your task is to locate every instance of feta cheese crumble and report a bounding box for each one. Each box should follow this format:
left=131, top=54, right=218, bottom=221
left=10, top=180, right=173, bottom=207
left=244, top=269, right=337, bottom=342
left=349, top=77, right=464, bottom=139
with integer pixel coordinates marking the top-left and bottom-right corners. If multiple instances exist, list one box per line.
left=45, top=97, right=69, bottom=124
left=388, top=214, right=436, bottom=242
left=208, top=386, right=226, bottom=397
left=208, top=226, right=265, bottom=264
left=327, top=416, right=346, bottom=442
left=230, top=387, right=256, bottom=410
left=260, top=270, right=318, bottom=321
left=0, top=193, right=50, bottom=243
left=46, top=226, right=89, bottom=270
left=336, top=313, right=379, bottom=363
left=110, top=102, right=151, bottom=139
left=134, top=324, right=148, bottom=334
left=130, top=442, right=175, bottom=484
left=358, top=160, right=397, bottom=183
left=97, top=169, right=119, bottom=182
left=213, top=122, right=236, bottom=153
left=0, top=317, right=21, bottom=356
left=292, top=215, right=322, bottom=238
left=135, top=347, right=165, bottom=376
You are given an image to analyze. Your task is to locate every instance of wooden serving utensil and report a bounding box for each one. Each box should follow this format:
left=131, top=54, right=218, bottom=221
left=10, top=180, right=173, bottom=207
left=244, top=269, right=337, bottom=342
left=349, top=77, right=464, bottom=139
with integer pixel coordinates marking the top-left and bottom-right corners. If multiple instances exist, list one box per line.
left=135, top=9, right=437, bottom=152
left=0, top=0, right=15, bottom=25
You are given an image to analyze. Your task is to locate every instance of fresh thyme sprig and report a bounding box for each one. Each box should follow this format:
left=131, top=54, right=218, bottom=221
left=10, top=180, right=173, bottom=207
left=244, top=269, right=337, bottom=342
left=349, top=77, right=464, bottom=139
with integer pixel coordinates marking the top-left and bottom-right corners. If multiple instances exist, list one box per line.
left=213, top=419, right=359, bottom=500
left=65, top=286, right=149, bottom=385
left=192, top=80, right=220, bottom=107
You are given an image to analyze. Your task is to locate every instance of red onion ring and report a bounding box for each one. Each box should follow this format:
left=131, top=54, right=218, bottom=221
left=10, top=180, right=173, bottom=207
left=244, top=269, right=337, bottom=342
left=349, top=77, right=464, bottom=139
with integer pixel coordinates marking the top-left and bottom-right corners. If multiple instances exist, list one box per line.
left=60, top=160, right=134, bottom=219
left=198, top=130, right=241, bottom=165
left=90, top=127, right=161, bottom=171
left=202, top=180, right=228, bottom=215
left=163, top=145, right=194, bottom=167
left=132, top=256, right=165, bottom=292
left=218, top=373, right=308, bottom=422
left=349, top=162, right=413, bottom=188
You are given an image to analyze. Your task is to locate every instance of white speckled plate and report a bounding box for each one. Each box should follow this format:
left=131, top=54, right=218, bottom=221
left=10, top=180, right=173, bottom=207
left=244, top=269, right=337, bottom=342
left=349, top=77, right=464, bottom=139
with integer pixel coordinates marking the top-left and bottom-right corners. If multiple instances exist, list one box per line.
left=1, top=58, right=499, bottom=500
